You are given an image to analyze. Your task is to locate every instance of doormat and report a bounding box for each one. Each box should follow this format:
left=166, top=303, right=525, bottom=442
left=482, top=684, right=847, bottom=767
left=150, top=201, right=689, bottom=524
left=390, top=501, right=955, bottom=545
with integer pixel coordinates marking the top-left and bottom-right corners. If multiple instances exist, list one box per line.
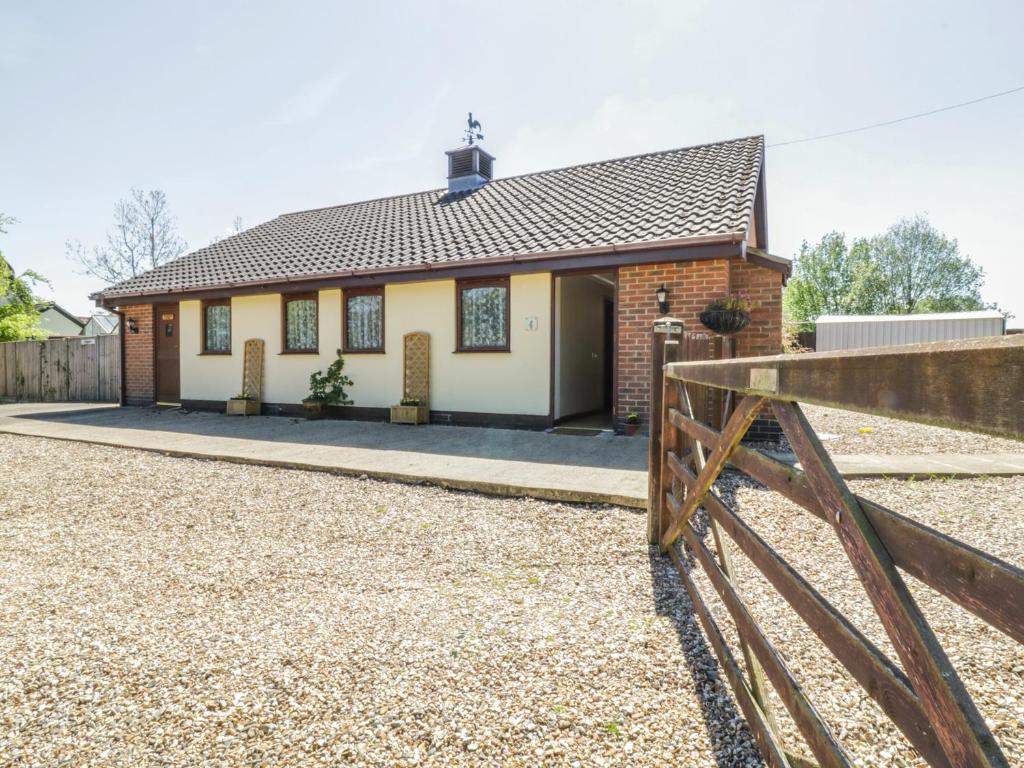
left=549, top=427, right=606, bottom=437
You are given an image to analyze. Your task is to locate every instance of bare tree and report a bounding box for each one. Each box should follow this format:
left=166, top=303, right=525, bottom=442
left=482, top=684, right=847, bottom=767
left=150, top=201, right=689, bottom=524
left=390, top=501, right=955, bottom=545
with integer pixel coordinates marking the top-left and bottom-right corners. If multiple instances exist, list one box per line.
left=66, top=189, right=187, bottom=285
left=210, top=215, right=245, bottom=245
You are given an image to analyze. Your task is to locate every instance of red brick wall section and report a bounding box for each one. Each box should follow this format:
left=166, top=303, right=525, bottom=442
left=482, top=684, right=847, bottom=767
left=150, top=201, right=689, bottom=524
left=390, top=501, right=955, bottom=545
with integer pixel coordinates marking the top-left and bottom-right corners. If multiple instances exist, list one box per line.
left=616, top=259, right=730, bottom=429
left=730, top=260, right=783, bottom=359
left=121, top=304, right=154, bottom=405
left=615, top=258, right=783, bottom=431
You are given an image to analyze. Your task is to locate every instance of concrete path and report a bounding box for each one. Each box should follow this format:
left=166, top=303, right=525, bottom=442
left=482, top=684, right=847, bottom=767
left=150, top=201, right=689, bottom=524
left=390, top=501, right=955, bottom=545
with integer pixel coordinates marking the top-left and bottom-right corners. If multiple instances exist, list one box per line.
left=1, top=404, right=1020, bottom=510
left=767, top=451, right=1024, bottom=479
left=0, top=403, right=650, bottom=508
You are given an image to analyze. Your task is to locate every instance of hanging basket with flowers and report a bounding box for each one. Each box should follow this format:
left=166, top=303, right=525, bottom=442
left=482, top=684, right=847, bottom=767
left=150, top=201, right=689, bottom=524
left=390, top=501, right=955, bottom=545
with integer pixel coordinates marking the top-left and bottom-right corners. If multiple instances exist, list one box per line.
left=699, top=293, right=753, bottom=335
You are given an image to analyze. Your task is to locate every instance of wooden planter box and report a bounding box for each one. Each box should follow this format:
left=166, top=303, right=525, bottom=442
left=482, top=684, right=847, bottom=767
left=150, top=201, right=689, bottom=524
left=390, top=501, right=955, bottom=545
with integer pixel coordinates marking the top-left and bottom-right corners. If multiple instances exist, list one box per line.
left=390, top=404, right=429, bottom=425
left=226, top=398, right=260, bottom=416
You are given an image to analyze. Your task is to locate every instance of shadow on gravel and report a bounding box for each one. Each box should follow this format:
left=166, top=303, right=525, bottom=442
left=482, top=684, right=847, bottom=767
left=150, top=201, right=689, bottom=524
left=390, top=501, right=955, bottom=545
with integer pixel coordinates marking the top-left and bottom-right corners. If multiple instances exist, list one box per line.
left=648, top=524, right=764, bottom=768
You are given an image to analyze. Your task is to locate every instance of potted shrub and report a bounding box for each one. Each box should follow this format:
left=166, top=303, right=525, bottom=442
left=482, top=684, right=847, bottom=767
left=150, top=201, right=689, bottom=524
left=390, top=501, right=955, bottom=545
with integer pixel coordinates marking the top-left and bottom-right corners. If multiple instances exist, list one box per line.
left=699, top=293, right=753, bottom=335
left=226, top=390, right=260, bottom=416
left=390, top=396, right=429, bottom=425
left=623, top=412, right=641, bottom=437
left=303, top=354, right=354, bottom=420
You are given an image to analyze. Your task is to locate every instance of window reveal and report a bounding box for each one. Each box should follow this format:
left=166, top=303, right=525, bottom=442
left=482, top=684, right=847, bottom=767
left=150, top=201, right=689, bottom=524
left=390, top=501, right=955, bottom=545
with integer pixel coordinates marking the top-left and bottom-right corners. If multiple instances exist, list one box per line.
left=283, top=294, right=318, bottom=352
left=345, top=291, right=384, bottom=352
left=458, top=279, right=509, bottom=351
left=203, top=302, right=230, bottom=353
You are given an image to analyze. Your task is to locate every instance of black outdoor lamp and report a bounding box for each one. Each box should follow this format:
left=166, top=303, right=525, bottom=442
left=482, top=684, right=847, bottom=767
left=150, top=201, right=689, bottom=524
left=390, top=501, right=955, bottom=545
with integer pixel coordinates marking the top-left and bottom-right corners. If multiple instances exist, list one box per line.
left=127, top=317, right=139, bottom=334
left=656, top=284, right=669, bottom=314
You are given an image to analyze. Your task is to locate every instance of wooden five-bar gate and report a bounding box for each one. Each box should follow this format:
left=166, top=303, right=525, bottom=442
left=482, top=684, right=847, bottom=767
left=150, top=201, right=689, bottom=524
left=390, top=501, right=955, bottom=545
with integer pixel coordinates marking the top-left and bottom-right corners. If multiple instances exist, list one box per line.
left=647, top=332, right=1024, bottom=768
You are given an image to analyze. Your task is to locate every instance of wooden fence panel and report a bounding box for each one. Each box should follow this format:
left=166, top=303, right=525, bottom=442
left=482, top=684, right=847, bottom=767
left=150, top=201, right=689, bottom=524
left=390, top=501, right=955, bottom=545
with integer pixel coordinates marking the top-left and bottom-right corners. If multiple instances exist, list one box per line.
left=3, top=343, right=15, bottom=397
left=0, top=336, right=119, bottom=403
left=69, top=338, right=100, bottom=401
left=98, top=335, right=120, bottom=402
left=40, top=338, right=69, bottom=401
left=16, top=342, right=41, bottom=399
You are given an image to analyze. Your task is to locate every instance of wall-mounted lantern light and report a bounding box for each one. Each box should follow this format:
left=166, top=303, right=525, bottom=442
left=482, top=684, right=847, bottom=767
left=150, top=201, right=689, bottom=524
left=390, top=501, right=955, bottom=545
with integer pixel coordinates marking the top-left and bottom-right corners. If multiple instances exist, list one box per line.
left=127, top=318, right=139, bottom=334
left=656, top=284, right=669, bottom=314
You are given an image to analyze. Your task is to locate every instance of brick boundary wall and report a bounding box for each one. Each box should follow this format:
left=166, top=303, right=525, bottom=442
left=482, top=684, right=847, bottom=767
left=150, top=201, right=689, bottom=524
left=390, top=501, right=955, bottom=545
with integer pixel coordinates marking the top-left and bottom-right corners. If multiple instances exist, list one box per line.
left=121, top=304, right=155, bottom=406
left=615, top=258, right=783, bottom=436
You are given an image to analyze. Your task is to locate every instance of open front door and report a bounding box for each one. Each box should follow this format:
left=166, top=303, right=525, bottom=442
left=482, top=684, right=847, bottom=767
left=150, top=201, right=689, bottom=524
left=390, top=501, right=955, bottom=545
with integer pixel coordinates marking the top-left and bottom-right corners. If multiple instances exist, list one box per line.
left=155, top=303, right=180, bottom=403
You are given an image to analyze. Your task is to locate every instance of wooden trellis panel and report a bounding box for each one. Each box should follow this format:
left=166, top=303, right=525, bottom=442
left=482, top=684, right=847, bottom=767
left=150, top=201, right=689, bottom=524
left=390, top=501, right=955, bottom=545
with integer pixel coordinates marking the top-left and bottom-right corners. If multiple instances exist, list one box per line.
left=242, top=338, right=265, bottom=401
left=403, top=332, right=430, bottom=406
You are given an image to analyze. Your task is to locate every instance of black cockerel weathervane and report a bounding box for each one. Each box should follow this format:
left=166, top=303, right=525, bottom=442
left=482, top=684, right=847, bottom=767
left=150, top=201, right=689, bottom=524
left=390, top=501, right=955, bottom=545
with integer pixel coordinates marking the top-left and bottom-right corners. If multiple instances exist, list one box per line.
left=463, top=112, right=484, bottom=145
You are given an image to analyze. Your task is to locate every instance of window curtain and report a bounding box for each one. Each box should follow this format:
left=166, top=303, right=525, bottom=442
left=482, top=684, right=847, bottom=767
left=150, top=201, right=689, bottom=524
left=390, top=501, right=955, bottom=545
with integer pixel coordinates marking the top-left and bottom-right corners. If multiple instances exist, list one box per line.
left=286, top=299, right=317, bottom=350
left=205, top=305, right=230, bottom=352
left=347, top=295, right=383, bottom=350
left=461, top=285, right=507, bottom=348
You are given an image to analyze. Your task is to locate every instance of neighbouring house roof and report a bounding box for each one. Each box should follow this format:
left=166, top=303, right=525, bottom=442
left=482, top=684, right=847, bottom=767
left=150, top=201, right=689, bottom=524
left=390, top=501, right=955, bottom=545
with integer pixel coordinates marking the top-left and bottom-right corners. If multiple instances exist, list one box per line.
left=94, top=134, right=782, bottom=303
left=82, top=313, right=119, bottom=334
left=36, top=302, right=87, bottom=336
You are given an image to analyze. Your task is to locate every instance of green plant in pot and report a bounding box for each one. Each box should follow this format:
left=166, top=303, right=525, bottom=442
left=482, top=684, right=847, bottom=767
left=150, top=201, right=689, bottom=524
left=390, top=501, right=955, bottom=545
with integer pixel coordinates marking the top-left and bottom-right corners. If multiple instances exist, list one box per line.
left=699, top=292, right=753, bottom=335
left=303, top=353, right=354, bottom=419
left=623, top=412, right=641, bottom=436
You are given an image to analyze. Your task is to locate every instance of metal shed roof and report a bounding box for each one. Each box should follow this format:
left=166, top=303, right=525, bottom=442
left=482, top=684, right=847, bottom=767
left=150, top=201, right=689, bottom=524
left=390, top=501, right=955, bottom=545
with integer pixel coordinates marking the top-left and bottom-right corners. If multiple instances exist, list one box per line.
left=817, top=310, right=1005, bottom=324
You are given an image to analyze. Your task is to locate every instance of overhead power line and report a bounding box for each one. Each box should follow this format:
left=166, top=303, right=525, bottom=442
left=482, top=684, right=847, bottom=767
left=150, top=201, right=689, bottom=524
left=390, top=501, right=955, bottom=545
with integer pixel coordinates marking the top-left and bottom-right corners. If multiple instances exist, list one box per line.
left=767, top=84, right=1024, bottom=148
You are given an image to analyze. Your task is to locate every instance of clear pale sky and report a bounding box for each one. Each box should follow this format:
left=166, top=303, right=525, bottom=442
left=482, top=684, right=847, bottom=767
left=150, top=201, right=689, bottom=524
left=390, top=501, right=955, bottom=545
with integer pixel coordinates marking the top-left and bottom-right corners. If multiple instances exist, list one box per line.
left=2, top=1, right=1022, bottom=325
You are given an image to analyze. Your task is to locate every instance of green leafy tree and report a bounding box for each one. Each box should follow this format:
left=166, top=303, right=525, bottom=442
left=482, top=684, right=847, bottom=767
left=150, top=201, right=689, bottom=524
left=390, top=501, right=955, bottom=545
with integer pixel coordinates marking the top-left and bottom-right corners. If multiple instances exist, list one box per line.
left=0, top=214, right=49, bottom=342
left=783, top=232, right=875, bottom=330
left=785, top=216, right=996, bottom=329
left=856, top=215, right=987, bottom=314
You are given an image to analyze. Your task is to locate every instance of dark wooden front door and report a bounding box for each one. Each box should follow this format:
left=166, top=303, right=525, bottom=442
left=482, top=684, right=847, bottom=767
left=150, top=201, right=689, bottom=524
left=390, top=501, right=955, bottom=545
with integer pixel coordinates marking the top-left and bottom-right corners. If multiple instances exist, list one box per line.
left=155, top=303, right=180, bottom=403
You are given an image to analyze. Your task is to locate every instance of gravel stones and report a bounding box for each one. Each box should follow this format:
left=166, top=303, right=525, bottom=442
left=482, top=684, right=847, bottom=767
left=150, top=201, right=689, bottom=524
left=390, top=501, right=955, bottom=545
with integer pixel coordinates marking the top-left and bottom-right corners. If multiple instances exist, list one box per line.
left=697, top=472, right=1024, bottom=765
left=0, top=434, right=760, bottom=767
left=792, top=404, right=1024, bottom=456
left=1, top=419, right=1020, bottom=767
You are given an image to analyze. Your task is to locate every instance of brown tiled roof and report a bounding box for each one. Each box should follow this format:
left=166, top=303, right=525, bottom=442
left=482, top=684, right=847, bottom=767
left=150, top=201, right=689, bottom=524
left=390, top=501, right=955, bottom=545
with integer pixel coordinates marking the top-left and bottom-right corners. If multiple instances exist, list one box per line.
left=95, top=135, right=765, bottom=300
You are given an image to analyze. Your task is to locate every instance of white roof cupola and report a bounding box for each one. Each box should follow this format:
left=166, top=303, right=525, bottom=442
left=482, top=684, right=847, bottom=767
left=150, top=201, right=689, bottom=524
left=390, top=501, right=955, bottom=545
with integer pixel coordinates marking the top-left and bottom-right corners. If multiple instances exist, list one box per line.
left=446, top=112, right=494, bottom=193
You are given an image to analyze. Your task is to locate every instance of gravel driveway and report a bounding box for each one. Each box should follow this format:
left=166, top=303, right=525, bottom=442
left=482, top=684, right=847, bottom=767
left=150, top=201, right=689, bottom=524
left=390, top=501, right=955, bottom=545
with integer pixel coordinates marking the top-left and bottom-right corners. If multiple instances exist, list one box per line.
left=0, top=434, right=760, bottom=768
left=1, top=430, right=1020, bottom=767
left=800, top=403, right=1024, bottom=455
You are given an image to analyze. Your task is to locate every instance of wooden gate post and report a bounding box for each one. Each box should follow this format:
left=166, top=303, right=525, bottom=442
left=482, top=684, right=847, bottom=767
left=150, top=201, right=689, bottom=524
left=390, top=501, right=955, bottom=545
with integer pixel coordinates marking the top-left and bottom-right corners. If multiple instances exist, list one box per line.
left=647, top=318, right=684, bottom=544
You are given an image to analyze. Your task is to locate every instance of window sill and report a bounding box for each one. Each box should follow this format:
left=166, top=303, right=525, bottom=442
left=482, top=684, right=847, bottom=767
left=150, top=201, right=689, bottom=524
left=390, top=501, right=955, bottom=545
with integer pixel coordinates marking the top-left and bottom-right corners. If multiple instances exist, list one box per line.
left=342, top=348, right=386, bottom=355
left=198, top=351, right=232, bottom=356
left=279, top=349, right=320, bottom=355
left=453, top=348, right=511, bottom=354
